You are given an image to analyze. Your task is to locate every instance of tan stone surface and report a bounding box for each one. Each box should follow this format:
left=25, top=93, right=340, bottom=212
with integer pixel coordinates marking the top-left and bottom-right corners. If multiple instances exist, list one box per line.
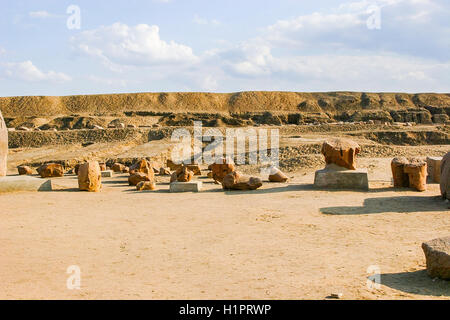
left=78, top=161, right=102, bottom=192
left=321, top=138, right=361, bottom=170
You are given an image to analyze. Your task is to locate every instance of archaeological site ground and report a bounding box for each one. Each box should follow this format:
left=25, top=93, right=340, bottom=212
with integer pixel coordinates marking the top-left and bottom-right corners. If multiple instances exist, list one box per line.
left=0, top=91, right=449, bottom=300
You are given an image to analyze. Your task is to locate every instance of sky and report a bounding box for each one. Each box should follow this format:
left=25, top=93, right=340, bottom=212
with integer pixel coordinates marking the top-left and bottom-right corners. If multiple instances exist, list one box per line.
left=0, top=0, right=449, bottom=96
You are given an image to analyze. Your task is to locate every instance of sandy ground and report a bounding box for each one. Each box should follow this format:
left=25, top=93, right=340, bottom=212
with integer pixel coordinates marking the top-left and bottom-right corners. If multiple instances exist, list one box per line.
left=0, top=159, right=449, bottom=300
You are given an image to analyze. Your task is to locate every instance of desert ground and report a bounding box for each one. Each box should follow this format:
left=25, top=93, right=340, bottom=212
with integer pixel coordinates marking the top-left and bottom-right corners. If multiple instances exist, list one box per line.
left=1, top=127, right=449, bottom=300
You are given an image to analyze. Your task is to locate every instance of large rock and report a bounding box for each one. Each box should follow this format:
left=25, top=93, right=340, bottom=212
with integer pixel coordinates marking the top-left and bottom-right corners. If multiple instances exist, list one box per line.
left=170, top=165, right=194, bottom=183
left=128, top=172, right=153, bottom=186
left=441, top=152, right=450, bottom=200
left=422, top=237, right=450, bottom=280
left=78, top=161, right=102, bottom=192
left=208, top=159, right=235, bottom=183
left=136, top=181, right=156, bottom=191
left=222, top=171, right=263, bottom=190
left=321, top=138, right=361, bottom=170
left=112, top=163, right=125, bottom=173
left=391, top=157, right=410, bottom=187
left=404, top=160, right=427, bottom=192
left=0, top=109, right=7, bottom=177
left=268, top=167, right=289, bottom=182
left=37, top=163, right=64, bottom=178
left=17, top=165, right=33, bottom=175
left=130, top=159, right=153, bottom=175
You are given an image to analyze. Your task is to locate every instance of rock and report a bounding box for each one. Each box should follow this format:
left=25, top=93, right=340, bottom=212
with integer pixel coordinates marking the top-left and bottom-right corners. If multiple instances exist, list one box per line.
left=422, top=237, right=450, bottom=280
left=314, top=164, right=369, bottom=191
left=187, top=164, right=202, bottom=176
left=99, top=162, right=107, bottom=171
left=122, top=166, right=130, bottom=174
left=78, top=161, right=102, bottom=192
left=136, top=181, right=156, bottom=191
left=441, top=152, right=450, bottom=200
left=268, top=167, right=289, bottom=182
left=426, top=156, right=442, bottom=183
left=74, top=163, right=82, bottom=175
left=17, top=165, right=33, bottom=175
left=112, top=163, right=125, bottom=173
left=166, top=159, right=180, bottom=171
left=16, top=126, right=31, bottom=131
left=432, top=114, right=449, bottom=124
left=37, top=163, right=64, bottom=178
left=159, top=167, right=171, bottom=176
left=101, top=170, right=113, bottom=178
left=0, top=110, right=8, bottom=177
left=170, top=181, right=202, bottom=193
left=208, top=159, right=235, bottom=183
left=222, top=171, right=263, bottom=190
left=166, top=159, right=201, bottom=175
left=321, top=138, right=361, bottom=170
left=391, top=157, right=410, bottom=187
left=170, top=165, right=194, bottom=183
left=128, top=172, right=152, bottom=186
left=404, top=160, right=427, bottom=192
left=129, top=159, right=155, bottom=180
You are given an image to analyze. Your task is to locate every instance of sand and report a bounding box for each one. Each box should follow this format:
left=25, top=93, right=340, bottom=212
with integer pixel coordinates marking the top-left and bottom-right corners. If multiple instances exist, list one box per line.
left=1, top=159, right=449, bottom=300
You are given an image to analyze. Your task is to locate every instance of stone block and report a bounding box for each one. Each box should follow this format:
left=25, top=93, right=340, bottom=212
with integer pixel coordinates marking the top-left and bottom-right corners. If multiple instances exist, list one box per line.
left=0, top=176, right=52, bottom=192
left=314, top=164, right=369, bottom=190
left=101, top=170, right=114, bottom=178
left=170, top=181, right=202, bottom=193
left=427, top=156, right=442, bottom=183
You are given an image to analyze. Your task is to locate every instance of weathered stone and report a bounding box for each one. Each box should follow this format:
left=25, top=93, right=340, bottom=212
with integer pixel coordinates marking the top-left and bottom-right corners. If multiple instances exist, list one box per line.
left=78, top=161, right=102, bottom=192
left=159, top=167, right=171, bottom=176
left=268, top=167, right=289, bottom=182
left=0, top=176, right=52, bottom=192
left=101, top=170, right=113, bottom=178
left=0, top=109, right=7, bottom=177
left=422, top=237, right=450, bottom=280
left=170, top=181, right=202, bottom=193
left=314, top=164, right=369, bottom=190
left=99, top=162, right=107, bottom=171
left=17, top=165, right=33, bottom=175
left=208, top=159, right=235, bottom=183
left=129, top=159, right=155, bottom=183
left=426, top=156, right=442, bottom=183
left=166, top=159, right=201, bottom=175
left=391, top=157, right=410, bottom=187
left=441, top=152, right=450, bottom=200
left=136, top=180, right=156, bottom=191
left=321, top=138, right=361, bottom=170
left=37, top=163, right=64, bottom=178
left=222, top=171, right=263, bottom=190
left=128, top=172, right=153, bottom=186
left=404, top=160, right=427, bottom=192
left=170, top=165, right=194, bottom=183
left=112, top=163, right=125, bottom=172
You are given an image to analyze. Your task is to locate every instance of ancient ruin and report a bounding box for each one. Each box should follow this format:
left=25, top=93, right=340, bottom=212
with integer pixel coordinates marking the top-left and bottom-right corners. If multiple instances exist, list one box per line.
left=391, top=157, right=410, bottom=187
left=170, top=165, right=194, bottom=183
left=0, top=109, right=7, bottom=177
left=136, top=180, right=156, bottom=191
left=441, top=152, right=450, bottom=200
left=37, top=163, right=64, bottom=178
left=222, top=171, right=263, bottom=190
left=17, top=165, right=33, bottom=175
left=208, top=159, right=235, bottom=184
left=391, top=158, right=428, bottom=191
left=268, top=167, right=289, bottom=183
left=321, top=138, right=361, bottom=170
left=422, top=237, right=450, bottom=280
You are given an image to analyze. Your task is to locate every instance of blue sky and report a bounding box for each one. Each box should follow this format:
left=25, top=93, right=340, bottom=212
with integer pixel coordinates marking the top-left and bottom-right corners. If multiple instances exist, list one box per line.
left=0, top=0, right=449, bottom=96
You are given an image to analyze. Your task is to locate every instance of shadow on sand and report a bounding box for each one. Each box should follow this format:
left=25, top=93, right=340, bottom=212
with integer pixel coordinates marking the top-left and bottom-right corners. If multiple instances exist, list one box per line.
left=379, top=270, right=450, bottom=297
left=320, top=196, right=446, bottom=215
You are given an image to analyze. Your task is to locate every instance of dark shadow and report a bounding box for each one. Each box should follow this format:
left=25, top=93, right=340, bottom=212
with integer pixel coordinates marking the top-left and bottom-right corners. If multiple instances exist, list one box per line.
left=51, top=188, right=83, bottom=192
left=321, top=196, right=446, bottom=215
left=102, top=180, right=128, bottom=185
left=223, top=184, right=315, bottom=195
left=379, top=270, right=450, bottom=297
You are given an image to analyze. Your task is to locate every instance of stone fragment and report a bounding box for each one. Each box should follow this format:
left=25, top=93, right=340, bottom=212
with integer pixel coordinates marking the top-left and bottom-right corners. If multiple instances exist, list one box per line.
left=268, top=166, right=289, bottom=182
left=17, top=165, right=33, bottom=175
left=170, top=165, right=194, bottom=183
left=321, top=138, right=361, bottom=170
left=208, top=159, right=235, bottom=183
left=404, top=160, right=427, bottom=192
left=37, top=163, right=64, bottom=178
left=222, top=171, right=263, bottom=190
left=441, top=152, right=450, bottom=200
left=122, top=166, right=130, bottom=174
left=159, top=167, right=171, bottom=176
left=136, top=181, right=156, bottom=191
left=0, top=176, right=52, bottom=192
left=391, top=157, right=410, bottom=187
left=422, top=237, right=450, bottom=280
left=426, top=157, right=442, bottom=184
left=128, top=172, right=152, bottom=186
left=112, top=163, right=125, bottom=173
left=99, top=162, right=107, bottom=171
left=129, top=159, right=155, bottom=181
left=101, top=170, right=113, bottom=178
left=170, top=181, right=202, bottom=193
left=0, top=109, right=7, bottom=177
left=78, top=161, right=102, bottom=192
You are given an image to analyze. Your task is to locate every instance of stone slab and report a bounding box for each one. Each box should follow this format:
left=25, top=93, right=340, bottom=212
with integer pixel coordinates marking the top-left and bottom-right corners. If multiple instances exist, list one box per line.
left=0, top=176, right=52, bottom=192
left=426, top=156, right=442, bottom=183
left=101, top=170, right=114, bottom=178
left=314, top=167, right=369, bottom=191
left=170, top=181, right=202, bottom=193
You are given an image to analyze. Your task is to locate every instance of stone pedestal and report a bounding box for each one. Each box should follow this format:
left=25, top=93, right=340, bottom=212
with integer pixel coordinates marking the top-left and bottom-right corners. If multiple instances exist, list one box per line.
left=101, top=170, right=114, bottom=178
left=314, top=164, right=369, bottom=191
left=0, top=176, right=52, bottom=192
left=426, top=156, right=442, bottom=183
left=170, top=181, right=202, bottom=193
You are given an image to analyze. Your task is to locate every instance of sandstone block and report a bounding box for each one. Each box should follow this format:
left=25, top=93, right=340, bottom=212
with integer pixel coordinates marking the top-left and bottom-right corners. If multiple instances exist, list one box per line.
left=78, top=161, right=102, bottom=192
left=422, top=237, right=450, bottom=280
left=321, top=138, right=361, bottom=170
left=17, top=165, right=33, bottom=175
left=0, top=176, right=52, bottom=192
left=136, top=181, right=156, bottom=191
left=404, top=160, right=427, bottom=192
left=314, top=164, right=369, bottom=190
left=37, top=163, right=64, bottom=178
left=170, top=181, right=202, bottom=193
left=222, top=171, right=263, bottom=190
left=427, top=156, right=442, bottom=184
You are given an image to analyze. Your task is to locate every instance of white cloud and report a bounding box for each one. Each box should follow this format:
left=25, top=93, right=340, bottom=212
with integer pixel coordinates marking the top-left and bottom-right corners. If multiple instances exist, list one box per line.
left=1, top=60, right=71, bottom=82
left=71, top=23, right=198, bottom=71
left=193, top=15, right=220, bottom=26
left=28, top=10, right=61, bottom=19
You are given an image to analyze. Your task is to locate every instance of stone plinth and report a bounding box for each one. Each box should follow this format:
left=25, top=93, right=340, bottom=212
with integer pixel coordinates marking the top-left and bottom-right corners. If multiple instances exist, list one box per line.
left=0, top=176, right=52, bottom=192
left=314, top=164, right=369, bottom=191
left=170, top=181, right=202, bottom=193
left=426, top=156, right=442, bottom=183
left=422, top=237, right=450, bottom=280
left=101, top=170, right=114, bottom=178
